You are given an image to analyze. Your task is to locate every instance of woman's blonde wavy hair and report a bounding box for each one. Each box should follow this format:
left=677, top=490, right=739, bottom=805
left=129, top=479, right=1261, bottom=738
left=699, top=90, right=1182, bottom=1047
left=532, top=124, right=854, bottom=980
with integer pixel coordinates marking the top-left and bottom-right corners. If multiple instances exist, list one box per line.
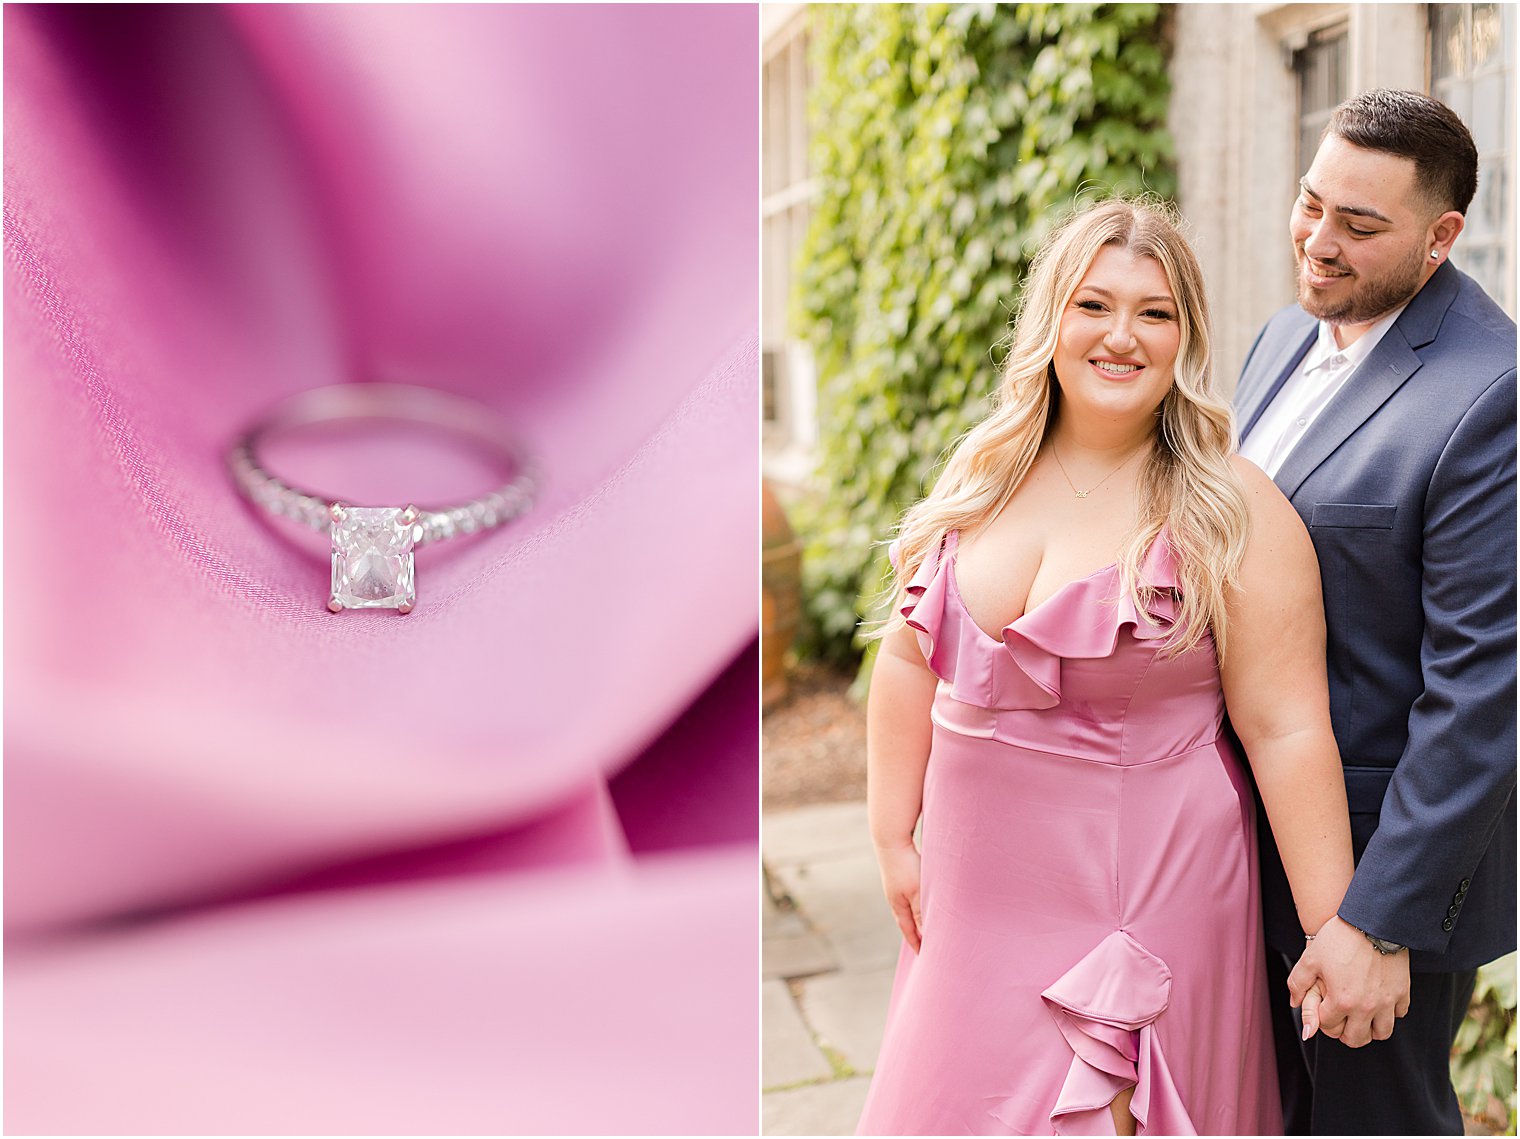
left=879, top=197, right=1249, bottom=658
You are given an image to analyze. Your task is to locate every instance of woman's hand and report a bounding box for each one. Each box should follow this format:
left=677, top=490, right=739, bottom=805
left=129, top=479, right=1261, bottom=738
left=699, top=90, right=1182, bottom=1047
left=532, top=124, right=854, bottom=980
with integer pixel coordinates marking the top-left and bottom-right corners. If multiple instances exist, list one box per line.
left=875, top=842, right=923, bottom=952
left=1298, top=974, right=1327, bottom=1041
left=867, top=623, right=935, bottom=955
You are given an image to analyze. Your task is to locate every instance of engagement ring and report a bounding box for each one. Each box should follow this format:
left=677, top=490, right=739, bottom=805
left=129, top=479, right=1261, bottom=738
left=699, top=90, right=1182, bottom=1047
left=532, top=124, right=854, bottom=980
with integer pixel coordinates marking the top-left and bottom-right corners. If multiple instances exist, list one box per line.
left=228, top=383, right=536, bottom=613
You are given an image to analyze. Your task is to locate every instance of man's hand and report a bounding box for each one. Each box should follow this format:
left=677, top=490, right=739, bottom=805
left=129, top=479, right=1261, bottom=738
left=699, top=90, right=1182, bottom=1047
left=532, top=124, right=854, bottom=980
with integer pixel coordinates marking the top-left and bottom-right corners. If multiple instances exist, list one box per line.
left=1287, top=916, right=1411, bottom=1047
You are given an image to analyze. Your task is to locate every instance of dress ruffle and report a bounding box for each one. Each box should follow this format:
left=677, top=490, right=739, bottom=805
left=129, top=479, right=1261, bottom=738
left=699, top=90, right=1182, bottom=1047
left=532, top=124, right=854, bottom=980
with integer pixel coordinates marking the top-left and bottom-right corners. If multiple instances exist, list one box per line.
left=1031, top=930, right=1194, bottom=1136
left=891, top=529, right=1182, bottom=711
left=889, top=536, right=959, bottom=684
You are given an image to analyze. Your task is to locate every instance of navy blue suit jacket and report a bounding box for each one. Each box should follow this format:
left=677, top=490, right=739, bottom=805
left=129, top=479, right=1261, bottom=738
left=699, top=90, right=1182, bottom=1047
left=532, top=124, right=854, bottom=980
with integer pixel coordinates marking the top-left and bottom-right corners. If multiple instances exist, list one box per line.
left=1236, top=262, right=1516, bottom=973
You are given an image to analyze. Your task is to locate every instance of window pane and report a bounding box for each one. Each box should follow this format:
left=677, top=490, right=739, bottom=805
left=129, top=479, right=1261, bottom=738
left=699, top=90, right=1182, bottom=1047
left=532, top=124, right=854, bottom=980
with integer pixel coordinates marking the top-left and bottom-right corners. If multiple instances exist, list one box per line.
left=1475, top=157, right=1508, bottom=241
left=763, top=214, right=789, bottom=342
left=763, top=53, right=798, bottom=196
left=1296, top=26, right=1348, bottom=174
left=1301, top=122, right=1325, bottom=173
left=1431, top=5, right=1514, bottom=318
left=1466, top=166, right=1494, bottom=242
left=1471, top=70, right=1505, bottom=151
left=1472, top=3, right=1500, bottom=69
left=1432, top=3, right=1468, bottom=78
left=763, top=350, right=778, bottom=423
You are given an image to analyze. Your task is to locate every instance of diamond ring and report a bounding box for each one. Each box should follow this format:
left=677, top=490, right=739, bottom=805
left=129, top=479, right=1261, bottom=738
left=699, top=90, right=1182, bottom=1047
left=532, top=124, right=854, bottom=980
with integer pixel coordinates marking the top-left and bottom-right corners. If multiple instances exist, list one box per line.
left=228, top=383, right=537, bottom=613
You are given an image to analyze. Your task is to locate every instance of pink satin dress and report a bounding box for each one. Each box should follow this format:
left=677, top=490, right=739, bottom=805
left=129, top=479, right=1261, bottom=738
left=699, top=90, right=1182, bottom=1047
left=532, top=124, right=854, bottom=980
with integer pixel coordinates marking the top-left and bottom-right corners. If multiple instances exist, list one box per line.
left=857, top=531, right=1282, bottom=1136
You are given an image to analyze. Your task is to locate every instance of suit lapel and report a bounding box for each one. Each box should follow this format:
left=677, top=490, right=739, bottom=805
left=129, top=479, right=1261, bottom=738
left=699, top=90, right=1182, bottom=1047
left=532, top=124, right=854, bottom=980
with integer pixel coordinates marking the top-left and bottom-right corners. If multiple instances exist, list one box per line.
left=1272, top=264, right=1459, bottom=500
left=1239, top=326, right=1315, bottom=440
left=1272, top=334, right=1422, bottom=499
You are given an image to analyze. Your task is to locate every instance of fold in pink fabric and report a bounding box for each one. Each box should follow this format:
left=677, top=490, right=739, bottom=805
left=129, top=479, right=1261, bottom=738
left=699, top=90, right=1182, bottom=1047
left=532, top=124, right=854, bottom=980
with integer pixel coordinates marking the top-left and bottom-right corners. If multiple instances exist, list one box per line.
left=1039, top=931, right=1192, bottom=1136
left=5, top=6, right=758, bottom=1134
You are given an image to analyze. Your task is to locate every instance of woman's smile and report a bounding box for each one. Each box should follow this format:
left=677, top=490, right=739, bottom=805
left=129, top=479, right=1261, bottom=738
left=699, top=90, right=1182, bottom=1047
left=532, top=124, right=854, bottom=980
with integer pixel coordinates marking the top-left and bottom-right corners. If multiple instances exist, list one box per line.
left=1089, top=356, right=1144, bottom=379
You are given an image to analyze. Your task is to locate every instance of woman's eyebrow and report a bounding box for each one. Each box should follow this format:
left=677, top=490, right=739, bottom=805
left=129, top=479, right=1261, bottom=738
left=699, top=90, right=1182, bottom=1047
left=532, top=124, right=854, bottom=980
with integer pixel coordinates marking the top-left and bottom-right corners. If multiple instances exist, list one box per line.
left=1080, top=286, right=1175, bottom=304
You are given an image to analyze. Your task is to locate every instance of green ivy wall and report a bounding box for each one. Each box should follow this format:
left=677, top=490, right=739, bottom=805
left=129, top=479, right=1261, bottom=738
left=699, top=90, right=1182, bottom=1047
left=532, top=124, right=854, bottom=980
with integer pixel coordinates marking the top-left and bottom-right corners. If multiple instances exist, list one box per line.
left=794, top=2, right=1174, bottom=666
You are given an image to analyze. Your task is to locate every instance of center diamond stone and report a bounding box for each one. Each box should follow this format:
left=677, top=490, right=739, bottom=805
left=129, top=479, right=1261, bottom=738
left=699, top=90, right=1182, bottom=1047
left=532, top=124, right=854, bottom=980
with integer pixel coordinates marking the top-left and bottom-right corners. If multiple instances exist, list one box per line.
left=330, top=506, right=419, bottom=612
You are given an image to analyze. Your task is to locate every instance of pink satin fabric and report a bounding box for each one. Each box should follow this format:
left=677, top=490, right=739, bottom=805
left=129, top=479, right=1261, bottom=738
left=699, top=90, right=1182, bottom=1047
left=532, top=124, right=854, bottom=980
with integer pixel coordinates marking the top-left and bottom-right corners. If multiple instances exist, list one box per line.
left=856, top=533, right=1281, bottom=1135
left=5, top=6, right=758, bottom=1134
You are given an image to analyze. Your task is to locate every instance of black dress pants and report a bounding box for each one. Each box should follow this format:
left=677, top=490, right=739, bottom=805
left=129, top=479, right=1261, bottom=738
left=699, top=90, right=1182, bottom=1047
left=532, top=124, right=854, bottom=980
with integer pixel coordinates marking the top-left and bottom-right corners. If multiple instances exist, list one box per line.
left=1266, top=950, right=1477, bottom=1135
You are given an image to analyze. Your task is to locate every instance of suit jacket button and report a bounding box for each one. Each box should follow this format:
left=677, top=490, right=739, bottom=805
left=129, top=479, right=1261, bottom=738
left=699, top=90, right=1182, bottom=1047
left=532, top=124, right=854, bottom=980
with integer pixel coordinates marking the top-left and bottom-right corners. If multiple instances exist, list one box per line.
left=1443, top=917, right=1456, bottom=931
left=1460, top=878, right=1472, bottom=891
left=1449, top=904, right=1461, bottom=917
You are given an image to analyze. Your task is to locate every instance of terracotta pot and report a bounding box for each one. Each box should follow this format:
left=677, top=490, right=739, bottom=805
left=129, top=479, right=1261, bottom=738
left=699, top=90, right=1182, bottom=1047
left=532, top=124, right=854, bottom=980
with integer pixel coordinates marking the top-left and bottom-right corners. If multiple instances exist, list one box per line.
left=762, top=481, right=802, bottom=707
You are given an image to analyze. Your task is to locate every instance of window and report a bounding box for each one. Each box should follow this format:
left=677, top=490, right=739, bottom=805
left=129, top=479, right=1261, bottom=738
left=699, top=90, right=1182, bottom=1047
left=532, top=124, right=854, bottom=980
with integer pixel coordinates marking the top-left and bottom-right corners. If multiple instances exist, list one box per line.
left=1431, top=3, right=1515, bottom=315
left=1295, top=24, right=1350, bottom=177
left=762, top=26, right=815, bottom=448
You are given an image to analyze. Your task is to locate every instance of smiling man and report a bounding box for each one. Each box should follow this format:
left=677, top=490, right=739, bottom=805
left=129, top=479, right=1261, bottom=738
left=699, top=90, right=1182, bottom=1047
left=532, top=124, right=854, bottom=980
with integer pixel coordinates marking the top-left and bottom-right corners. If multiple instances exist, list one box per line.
left=1235, top=89, right=1517, bottom=1135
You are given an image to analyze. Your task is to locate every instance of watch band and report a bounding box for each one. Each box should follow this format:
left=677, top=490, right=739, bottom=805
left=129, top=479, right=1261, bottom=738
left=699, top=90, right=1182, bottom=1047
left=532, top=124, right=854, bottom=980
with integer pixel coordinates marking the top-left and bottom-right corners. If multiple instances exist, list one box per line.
left=1363, top=931, right=1407, bottom=955
left=1340, top=919, right=1406, bottom=954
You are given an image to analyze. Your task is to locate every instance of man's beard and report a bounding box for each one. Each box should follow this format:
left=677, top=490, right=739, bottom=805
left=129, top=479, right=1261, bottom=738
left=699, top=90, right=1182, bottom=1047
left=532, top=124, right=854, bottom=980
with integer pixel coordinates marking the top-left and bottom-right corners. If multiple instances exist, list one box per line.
left=1295, top=240, right=1427, bottom=326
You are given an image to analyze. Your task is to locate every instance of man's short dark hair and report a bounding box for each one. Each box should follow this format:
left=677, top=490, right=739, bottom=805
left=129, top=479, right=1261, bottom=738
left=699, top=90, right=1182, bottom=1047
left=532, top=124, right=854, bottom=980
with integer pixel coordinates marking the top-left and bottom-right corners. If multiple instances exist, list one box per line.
left=1325, top=89, right=1479, bottom=216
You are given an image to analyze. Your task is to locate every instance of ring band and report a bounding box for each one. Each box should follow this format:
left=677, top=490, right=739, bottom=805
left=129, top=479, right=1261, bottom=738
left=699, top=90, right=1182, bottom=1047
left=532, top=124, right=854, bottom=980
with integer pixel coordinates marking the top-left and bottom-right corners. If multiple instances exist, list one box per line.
left=228, top=383, right=537, bottom=613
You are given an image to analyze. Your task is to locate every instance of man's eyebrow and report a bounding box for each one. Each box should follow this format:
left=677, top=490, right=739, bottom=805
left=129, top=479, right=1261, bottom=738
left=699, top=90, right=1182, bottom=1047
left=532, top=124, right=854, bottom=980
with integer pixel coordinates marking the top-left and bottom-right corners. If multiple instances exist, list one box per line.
left=1300, top=179, right=1394, bottom=224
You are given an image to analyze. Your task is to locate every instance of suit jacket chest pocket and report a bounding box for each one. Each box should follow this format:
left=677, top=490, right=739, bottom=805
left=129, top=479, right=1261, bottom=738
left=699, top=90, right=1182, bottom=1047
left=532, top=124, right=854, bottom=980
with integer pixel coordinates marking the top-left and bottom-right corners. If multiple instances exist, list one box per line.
left=1309, top=503, right=1401, bottom=596
left=1310, top=503, right=1398, bottom=530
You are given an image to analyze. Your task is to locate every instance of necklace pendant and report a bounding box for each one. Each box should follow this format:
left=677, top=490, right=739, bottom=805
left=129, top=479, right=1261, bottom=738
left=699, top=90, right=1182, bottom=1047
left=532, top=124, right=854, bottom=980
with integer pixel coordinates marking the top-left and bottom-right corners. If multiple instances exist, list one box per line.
left=1075, top=490, right=1089, bottom=499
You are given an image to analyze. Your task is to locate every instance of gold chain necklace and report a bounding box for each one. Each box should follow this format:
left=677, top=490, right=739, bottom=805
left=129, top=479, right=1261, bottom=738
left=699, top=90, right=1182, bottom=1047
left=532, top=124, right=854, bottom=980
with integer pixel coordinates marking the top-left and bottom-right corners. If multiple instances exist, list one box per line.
left=1049, top=443, right=1146, bottom=500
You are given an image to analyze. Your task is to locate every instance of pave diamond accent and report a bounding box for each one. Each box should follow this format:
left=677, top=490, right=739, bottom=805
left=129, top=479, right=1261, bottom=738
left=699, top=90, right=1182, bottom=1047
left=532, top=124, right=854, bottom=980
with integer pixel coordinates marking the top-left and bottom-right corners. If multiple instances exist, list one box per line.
left=330, top=507, right=418, bottom=611
left=230, top=385, right=539, bottom=614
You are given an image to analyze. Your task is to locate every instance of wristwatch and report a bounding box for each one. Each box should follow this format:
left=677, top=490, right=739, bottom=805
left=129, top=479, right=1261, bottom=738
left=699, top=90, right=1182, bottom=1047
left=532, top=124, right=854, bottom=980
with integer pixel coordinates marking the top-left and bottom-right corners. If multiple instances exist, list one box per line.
left=1359, top=928, right=1407, bottom=955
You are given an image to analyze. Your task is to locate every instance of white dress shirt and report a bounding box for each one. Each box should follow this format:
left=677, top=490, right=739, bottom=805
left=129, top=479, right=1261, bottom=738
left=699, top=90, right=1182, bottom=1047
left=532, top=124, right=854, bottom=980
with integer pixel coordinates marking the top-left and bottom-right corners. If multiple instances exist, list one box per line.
left=1240, top=302, right=1410, bottom=477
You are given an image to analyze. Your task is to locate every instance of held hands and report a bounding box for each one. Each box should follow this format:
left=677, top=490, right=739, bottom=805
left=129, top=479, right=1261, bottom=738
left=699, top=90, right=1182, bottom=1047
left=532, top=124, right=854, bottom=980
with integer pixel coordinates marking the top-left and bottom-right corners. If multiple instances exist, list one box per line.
left=874, top=842, right=923, bottom=953
left=1288, top=916, right=1411, bottom=1047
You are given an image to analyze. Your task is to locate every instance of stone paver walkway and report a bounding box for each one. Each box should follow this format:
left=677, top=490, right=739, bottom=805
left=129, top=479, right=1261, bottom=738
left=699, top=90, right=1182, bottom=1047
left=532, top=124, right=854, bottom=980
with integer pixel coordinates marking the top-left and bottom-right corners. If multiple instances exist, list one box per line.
left=762, top=801, right=897, bottom=1135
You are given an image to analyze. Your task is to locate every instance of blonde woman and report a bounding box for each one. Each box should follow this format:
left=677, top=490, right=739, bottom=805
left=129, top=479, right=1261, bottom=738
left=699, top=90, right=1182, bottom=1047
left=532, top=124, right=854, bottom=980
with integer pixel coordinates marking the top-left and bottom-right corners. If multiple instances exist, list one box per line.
left=856, top=200, right=1357, bottom=1136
